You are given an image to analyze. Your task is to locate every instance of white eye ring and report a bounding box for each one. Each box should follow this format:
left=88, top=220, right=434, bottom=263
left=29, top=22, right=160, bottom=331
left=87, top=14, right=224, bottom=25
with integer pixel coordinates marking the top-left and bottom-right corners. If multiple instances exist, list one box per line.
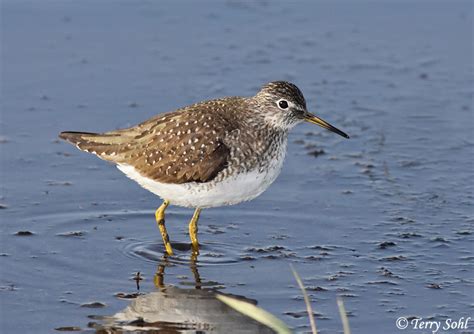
left=277, top=99, right=289, bottom=110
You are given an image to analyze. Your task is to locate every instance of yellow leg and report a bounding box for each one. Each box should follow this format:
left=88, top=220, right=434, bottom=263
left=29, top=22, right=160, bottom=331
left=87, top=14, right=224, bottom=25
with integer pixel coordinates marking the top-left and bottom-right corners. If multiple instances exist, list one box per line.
left=155, top=200, right=173, bottom=256
left=189, top=208, right=201, bottom=253
left=190, top=251, right=201, bottom=289
left=154, top=263, right=165, bottom=289
left=154, top=256, right=168, bottom=289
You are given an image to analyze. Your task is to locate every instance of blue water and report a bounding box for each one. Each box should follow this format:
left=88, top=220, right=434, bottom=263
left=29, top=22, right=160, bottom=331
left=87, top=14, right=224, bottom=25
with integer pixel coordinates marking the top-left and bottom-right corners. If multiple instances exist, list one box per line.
left=1, top=1, right=473, bottom=333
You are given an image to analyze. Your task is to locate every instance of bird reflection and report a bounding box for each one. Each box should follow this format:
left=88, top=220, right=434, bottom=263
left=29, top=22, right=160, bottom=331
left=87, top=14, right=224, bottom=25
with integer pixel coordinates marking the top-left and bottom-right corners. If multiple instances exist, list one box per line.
left=90, top=252, right=273, bottom=333
left=154, top=251, right=202, bottom=290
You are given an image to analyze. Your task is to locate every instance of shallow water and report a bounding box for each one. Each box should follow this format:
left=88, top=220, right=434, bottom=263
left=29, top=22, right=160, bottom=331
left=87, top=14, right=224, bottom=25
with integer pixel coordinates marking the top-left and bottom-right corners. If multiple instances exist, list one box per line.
left=1, top=1, right=473, bottom=333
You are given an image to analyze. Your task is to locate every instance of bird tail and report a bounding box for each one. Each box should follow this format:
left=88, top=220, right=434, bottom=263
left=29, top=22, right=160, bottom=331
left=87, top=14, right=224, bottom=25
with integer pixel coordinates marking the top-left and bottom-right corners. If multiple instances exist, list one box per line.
left=58, top=131, right=131, bottom=162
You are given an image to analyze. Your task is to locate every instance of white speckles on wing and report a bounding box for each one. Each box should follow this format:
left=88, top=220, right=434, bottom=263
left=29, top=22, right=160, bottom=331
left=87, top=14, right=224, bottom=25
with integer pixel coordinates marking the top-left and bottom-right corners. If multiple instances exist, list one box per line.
left=104, top=99, right=244, bottom=184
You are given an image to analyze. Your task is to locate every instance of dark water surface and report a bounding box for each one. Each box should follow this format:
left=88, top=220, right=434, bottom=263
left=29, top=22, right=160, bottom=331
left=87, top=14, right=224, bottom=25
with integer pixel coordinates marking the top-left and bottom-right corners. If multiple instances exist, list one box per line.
left=2, top=1, right=473, bottom=333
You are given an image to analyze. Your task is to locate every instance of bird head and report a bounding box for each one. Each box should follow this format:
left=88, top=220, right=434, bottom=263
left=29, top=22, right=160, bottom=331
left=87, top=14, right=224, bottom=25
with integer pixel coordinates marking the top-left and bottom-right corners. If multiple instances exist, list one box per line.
left=254, top=81, right=349, bottom=138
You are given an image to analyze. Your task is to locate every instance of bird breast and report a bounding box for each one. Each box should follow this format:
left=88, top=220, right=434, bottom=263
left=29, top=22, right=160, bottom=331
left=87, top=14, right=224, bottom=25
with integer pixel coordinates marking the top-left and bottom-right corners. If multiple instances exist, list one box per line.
left=117, top=135, right=288, bottom=208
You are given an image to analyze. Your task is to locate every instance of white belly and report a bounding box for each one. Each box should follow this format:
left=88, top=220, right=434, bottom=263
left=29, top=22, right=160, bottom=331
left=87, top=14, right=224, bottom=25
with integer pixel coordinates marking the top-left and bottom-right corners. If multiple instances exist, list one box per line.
left=116, top=146, right=286, bottom=208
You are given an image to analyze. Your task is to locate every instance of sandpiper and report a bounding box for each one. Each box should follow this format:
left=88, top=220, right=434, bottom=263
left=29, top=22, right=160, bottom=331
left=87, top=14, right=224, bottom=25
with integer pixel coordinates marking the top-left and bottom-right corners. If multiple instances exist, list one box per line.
left=59, top=81, right=349, bottom=255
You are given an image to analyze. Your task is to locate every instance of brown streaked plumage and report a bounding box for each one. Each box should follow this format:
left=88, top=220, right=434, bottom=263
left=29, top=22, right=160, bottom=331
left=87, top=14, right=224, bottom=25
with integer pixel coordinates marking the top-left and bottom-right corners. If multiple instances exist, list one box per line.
left=59, top=81, right=349, bottom=255
left=59, top=97, right=246, bottom=184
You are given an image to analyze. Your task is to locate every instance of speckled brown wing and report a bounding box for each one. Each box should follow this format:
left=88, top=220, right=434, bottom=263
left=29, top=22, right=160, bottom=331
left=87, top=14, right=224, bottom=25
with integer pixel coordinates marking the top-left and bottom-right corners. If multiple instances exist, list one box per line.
left=60, top=97, right=243, bottom=184
left=127, top=106, right=233, bottom=184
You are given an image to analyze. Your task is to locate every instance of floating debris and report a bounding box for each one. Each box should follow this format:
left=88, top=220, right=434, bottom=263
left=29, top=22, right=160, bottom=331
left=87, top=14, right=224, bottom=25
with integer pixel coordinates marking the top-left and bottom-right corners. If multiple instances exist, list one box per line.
left=15, top=231, right=34, bottom=236
left=307, top=149, right=325, bottom=157
left=378, top=241, right=397, bottom=249
left=46, top=180, right=73, bottom=186
left=308, top=245, right=333, bottom=251
left=367, top=280, right=398, bottom=285
left=381, top=255, right=407, bottom=261
left=54, top=326, right=82, bottom=332
left=305, top=286, right=327, bottom=292
left=327, top=271, right=354, bottom=281
left=284, top=310, right=328, bottom=320
left=56, top=231, right=86, bottom=237
left=56, top=151, right=72, bottom=157
left=378, top=267, right=400, bottom=278
left=0, top=284, right=17, bottom=291
left=114, top=292, right=141, bottom=299
left=80, top=302, right=106, bottom=308
left=246, top=245, right=287, bottom=253
left=398, top=232, right=422, bottom=239
left=271, top=234, right=289, bottom=240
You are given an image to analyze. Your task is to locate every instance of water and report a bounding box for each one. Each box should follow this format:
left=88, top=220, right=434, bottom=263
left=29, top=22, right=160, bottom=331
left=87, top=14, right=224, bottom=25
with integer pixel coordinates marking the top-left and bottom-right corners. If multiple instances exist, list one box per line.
left=1, top=1, right=473, bottom=333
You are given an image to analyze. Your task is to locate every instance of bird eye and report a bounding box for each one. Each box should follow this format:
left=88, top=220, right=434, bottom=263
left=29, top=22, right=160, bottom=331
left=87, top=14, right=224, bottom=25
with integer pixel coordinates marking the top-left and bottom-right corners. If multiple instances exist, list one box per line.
left=278, top=99, right=289, bottom=109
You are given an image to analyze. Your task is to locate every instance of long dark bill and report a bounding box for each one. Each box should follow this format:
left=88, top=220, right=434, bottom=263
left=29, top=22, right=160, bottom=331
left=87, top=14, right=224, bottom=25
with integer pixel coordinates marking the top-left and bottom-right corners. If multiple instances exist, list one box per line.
left=304, top=113, right=349, bottom=139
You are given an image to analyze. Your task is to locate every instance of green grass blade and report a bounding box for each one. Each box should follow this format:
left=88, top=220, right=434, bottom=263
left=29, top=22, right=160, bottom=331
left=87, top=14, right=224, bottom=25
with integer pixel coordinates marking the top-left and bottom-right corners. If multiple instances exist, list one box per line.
left=290, top=264, right=318, bottom=334
left=216, top=294, right=292, bottom=334
left=337, top=297, right=351, bottom=334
